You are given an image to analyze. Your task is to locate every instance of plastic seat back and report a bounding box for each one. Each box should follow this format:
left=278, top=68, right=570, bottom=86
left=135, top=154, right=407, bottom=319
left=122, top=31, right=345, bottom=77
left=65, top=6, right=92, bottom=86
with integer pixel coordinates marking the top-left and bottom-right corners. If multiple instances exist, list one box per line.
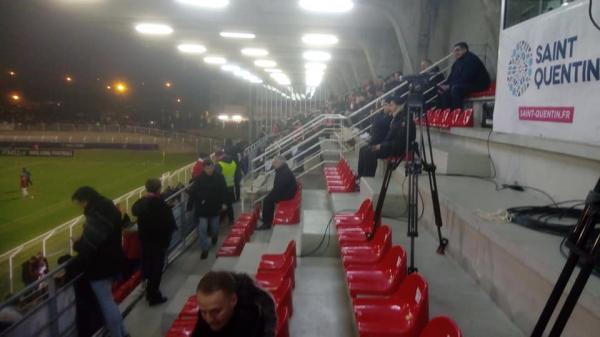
left=285, top=240, right=296, bottom=259
left=357, top=199, right=373, bottom=217
left=397, top=273, right=429, bottom=335
left=420, top=316, right=462, bottom=337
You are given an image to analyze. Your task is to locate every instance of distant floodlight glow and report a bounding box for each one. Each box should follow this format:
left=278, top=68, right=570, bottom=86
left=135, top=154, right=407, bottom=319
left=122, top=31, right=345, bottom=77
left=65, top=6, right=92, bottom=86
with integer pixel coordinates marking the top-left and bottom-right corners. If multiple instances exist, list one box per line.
left=303, top=50, right=331, bottom=62
left=232, top=115, right=243, bottom=122
left=221, top=64, right=240, bottom=72
left=176, top=0, right=229, bottom=9
left=302, top=33, right=339, bottom=46
left=203, top=56, right=227, bottom=65
left=299, top=0, right=354, bottom=13
left=218, top=114, right=229, bottom=121
left=305, top=62, right=327, bottom=71
left=135, top=23, right=173, bottom=35
left=220, top=31, right=256, bottom=39
left=241, top=48, right=269, bottom=57
left=270, top=73, right=291, bottom=85
left=177, top=43, right=207, bottom=54
left=254, top=59, right=277, bottom=68
left=264, top=68, right=283, bottom=73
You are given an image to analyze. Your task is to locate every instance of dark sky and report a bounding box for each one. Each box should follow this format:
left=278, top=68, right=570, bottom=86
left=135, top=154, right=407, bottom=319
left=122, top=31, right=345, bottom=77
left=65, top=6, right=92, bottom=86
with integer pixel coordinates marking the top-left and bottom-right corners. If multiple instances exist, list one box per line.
left=0, top=0, right=213, bottom=118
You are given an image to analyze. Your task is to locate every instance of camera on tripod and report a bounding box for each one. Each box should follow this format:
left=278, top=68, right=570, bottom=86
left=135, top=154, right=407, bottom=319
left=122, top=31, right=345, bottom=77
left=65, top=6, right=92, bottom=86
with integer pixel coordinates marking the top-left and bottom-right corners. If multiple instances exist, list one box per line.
left=402, top=74, right=431, bottom=119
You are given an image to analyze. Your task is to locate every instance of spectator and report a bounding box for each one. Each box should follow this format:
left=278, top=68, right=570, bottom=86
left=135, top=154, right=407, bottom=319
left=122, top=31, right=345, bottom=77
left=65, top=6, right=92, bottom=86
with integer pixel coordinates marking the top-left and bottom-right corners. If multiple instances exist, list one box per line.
left=371, top=95, right=416, bottom=159
left=257, top=156, right=297, bottom=231
left=132, top=178, right=177, bottom=306
left=192, top=158, right=204, bottom=178
left=357, top=97, right=393, bottom=179
left=192, top=271, right=276, bottom=337
left=187, top=159, right=228, bottom=259
left=71, top=186, right=128, bottom=337
left=19, top=168, right=31, bottom=198
left=217, top=154, right=238, bottom=224
left=438, top=42, right=491, bottom=109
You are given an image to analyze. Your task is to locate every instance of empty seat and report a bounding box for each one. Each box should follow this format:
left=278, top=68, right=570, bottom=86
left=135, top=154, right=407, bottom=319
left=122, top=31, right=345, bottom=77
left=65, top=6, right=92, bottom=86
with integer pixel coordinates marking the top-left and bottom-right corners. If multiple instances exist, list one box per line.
left=345, top=245, right=407, bottom=297
left=334, top=198, right=373, bottom=227
left=341, top=226, right=392, bottom=268
left=166, top=319, right=197, bottom=337
left=257, top=254, right=296, bottom=288
left=259, top=241, right=296, bottom=270
left=353, top=273, right=429, bottom=337
left=419, top=316, right=462, bottom=337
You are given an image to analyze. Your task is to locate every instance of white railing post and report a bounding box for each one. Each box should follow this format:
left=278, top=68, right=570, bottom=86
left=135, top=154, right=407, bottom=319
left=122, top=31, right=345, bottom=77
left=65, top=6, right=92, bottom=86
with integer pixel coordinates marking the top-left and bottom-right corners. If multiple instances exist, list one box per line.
left=8, top=247, right=23, bottom=294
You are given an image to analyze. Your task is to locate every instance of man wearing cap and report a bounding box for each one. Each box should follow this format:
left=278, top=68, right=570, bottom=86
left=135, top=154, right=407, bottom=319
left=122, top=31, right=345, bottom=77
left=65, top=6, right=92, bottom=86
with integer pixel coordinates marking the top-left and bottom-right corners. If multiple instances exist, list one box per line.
left=257, top=156, right=297, bottom=230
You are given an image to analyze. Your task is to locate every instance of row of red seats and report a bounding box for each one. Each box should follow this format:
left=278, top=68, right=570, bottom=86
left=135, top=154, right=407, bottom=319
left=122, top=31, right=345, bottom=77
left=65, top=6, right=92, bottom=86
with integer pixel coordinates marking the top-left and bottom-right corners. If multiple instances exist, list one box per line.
left=324, top=158, right=356, bottom=193
left=165, top=241, right=297, bottom=337
left=273, top=183, right=302, bottom=225
left=334, top=199, right=463, bottom=337
left=467, top=82, right=496, bottom=98
left=417, top=108, right=474, bottom=129
left=216, top=205, right=260, bottom=257
left=255, top=241, right=297, bottom=337
left=112, top=270, right=142, bottom=304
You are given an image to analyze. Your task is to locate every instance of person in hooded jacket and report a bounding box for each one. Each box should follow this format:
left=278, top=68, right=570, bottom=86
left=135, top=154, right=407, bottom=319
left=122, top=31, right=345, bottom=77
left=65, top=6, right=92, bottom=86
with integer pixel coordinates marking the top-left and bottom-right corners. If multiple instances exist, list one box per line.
left=132, top=178, right=177, bottom=306
left=187, top=159, right=228, bottom=259
left=72, top=186, right=128, bottom=337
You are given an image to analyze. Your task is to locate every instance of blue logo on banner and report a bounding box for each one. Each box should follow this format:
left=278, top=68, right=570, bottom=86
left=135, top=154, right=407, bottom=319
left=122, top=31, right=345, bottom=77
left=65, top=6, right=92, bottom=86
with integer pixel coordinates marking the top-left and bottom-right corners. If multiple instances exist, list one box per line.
left=507, top=40, right=533, bottom=96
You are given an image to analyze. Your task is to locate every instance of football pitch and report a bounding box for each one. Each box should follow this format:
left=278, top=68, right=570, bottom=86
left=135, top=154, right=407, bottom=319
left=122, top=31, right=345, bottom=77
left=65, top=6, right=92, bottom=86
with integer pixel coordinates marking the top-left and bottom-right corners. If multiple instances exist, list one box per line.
left=0, top=150, right=194, bottom=254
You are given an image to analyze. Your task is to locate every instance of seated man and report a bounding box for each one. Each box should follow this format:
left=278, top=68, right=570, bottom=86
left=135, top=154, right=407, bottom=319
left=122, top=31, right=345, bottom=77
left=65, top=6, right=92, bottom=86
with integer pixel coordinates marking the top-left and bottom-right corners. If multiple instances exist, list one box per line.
left=193, top=271, right=276, bottom=337
left=438, top=42, right=491, bottom=109
left=371, top=95, right=416, bottom=160
left=258, top=156, right=297, bottom=230
left=357, top=97, right=392, bottom=179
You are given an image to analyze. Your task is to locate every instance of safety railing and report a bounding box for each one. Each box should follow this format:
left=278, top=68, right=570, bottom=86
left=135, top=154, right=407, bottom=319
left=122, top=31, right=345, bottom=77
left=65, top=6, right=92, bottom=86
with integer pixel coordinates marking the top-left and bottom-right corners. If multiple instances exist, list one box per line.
left=0, top=162, right=195, bottom=299
left=0, top=186, right=197, bottom=337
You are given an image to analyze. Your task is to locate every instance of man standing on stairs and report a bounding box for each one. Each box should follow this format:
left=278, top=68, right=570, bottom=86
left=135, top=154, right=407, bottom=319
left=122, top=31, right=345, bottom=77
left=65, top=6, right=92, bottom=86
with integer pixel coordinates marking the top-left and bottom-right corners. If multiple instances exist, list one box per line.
left=187, top=159, right=228, bottom=259
left=357, top=96, right=393, bottom=180
left=217, top=154, right=238, bottom=224
left=132, top=178, right=177, bottom=306
left=257, top=156, right=297, bottom=231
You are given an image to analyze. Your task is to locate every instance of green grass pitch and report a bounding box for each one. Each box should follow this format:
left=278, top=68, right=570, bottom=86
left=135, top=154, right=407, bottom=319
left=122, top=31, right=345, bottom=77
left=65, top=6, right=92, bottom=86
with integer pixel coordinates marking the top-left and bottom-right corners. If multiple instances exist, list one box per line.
left=0, top=150, right=194, bottom=254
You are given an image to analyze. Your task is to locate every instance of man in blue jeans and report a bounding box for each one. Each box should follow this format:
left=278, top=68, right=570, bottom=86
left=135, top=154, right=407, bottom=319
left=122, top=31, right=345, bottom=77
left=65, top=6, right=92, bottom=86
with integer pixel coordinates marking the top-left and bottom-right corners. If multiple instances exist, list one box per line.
left=72, top=186, right=128, bottom=337
left=187, top=159, right=228, bottom=259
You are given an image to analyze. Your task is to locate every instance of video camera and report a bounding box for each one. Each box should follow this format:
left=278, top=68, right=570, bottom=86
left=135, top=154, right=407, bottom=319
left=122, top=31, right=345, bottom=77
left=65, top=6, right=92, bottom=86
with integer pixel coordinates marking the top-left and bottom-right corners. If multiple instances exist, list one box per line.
left=402, top=74, right=431, bottom=118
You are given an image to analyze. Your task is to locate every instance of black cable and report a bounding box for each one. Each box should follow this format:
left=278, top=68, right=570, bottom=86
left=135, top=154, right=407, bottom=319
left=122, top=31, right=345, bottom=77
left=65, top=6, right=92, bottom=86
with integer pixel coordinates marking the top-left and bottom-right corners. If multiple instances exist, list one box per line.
left=591, top=0, right=600, bottom=31
left=487, top=129, right=497, bottom=179
left=300, top=216, right=333, bottom=257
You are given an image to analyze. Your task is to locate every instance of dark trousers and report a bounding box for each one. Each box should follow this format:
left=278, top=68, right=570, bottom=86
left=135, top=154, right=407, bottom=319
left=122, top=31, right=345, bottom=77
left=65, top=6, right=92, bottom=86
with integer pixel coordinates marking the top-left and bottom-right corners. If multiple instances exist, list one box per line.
left=141, top=243, right=167, bottom=300
left=358, top=145, right=378, bottom=178
left=225, top=187, right=235, bottom=223
left=440, top=84, right=475, bottom=109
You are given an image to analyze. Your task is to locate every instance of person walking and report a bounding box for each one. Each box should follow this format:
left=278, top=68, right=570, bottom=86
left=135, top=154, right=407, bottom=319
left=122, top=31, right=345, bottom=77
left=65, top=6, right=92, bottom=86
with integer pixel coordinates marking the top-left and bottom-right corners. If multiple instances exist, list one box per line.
left=187, top=159, right=228, bottom=259
left=132, top=178, right=177, bottom=306
left=20, top=168, right=32, bottom=198
left=218, top=154, right=237, bottom=224
left=71, top=186, right=128, bottom=337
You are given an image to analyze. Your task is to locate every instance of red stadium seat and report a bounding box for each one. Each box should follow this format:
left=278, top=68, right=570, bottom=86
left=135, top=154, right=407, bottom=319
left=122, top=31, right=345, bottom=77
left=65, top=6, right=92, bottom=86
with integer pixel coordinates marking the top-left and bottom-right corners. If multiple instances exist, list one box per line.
left=259, top=241, right=296, bottom=270
left=276, top=305, right=290, bottom=337
left=341, top=225, right=392, bottom=268
left=274, top=184, right=302, bottom=225
left=166, top=319, right=197, bottom=337
left=353, top=273, right=429, bottom=337
left=449, top=109, right=462, bottom=127
left=334, top=199, right=373, bottom=227
left=257, top=253, right=296, bottom=288
left=217, top=242, right=244, bottom=257
left=345, top=245, right=407, bottom=297
left=179, top=296, right=199, bottom=318
left=222, top=234, right=248, bottom=247
left=419, top=316, right=462, bottom=337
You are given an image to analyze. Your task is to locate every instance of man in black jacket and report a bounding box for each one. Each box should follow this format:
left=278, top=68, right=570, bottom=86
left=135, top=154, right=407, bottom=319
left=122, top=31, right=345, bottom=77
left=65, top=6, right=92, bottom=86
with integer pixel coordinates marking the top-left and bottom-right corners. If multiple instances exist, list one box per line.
left=257, top=156, right=297, bottom=230
left=357, top=97, right=393, bottom=178
left=132, top=178, right=177, bottom=305
left=72, top=186, right=128, bottom=337
left=371, top=95, right=416, bottom=160
left=438, top=42, right=491, bottom=109
left=192, top=271, right=276, bottom=337
left=187, top=159, right=228, bottom=259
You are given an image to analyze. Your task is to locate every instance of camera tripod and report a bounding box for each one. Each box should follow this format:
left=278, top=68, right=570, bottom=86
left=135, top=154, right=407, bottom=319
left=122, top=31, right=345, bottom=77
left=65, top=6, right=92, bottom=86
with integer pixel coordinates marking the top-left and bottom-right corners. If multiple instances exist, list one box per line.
left=531, top=177, right=600, bottom=337
left=370, top=91, right=448, bottom=273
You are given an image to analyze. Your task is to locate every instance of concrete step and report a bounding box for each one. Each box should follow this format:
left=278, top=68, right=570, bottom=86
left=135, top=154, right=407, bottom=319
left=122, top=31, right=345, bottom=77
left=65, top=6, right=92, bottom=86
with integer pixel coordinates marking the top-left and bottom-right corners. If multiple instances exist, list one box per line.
left=267, top=226, right=301, bottom=254
left=161, top=274, right=203, bottom=335
left=302, top=189, right=331, bottom=210
left=299, top=209, right=337, bottom=257
left=211, top=256, right=239, bottom=271
left=359, top=176, right=407, bottom=218
left=429, top=144, right=491, bottom=177
left=329, top=192, right=364, bottom=214
left=232, top=242, right=270, bottom=276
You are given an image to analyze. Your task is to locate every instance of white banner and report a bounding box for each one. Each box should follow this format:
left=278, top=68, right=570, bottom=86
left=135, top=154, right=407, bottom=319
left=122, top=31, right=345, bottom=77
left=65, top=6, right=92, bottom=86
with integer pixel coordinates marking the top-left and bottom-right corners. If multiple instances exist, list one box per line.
left=494, top=1, right=600, bottom=146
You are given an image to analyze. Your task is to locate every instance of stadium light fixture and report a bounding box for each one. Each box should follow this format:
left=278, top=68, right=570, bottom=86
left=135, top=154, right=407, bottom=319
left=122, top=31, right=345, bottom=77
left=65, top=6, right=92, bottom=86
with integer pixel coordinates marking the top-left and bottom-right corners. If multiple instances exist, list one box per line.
left=8, top=70, right=16, bottom=77
left=264, top=68, right=283, bottom=73
left=176, top=97, right=182, bottom=103
left=177, top=43, right=207, bottom=54
left=254, top=59, right=277, bottom=68
left=65, top=75, right=73, bottom=83
left=299, top=0, right=354, bottom=13
left=303, top=50, right=331, bottom=62
left=135, top=23, right=174, bottom=35
left=176, top=0, right=229, bottom=9
left=232, top=115, right=243, bottom=122
left=305, top=62, right=327, bottom=71
left=114, top=82, right=128, bottom=94
left=270, top=73, right=291, bottom=86
left=204, top=56, right=227, bottom=65
left=218, top=114, right=229, bottom=121
left=220, top=31, right=256, bottom=39
left=10, top=94, right=20, bottom=102
left=106, top=85, right=112, bottom=90
left=221, top=64, right=240, bottom=72
left=165, top=81, right=173, bottom=88
left=302, top=33, right=339, bottom=46
left=241, top=48, right=269, bottom=57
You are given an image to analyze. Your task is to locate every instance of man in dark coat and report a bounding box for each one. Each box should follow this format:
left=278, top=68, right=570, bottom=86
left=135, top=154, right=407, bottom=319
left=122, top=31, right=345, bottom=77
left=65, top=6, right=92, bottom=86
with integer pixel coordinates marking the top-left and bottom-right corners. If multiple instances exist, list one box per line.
left=72, top=186, right=128, bottom=337
left=257, top=156, right=297, bottom=230
left=192, top=271, right=276, bottom=337
left=357, top=97, right=393, bottom=178
left=438, top=42, right=491, bottom=109
left=187, top=159, right=228, bottom=259
left=372, top=95, right=416, bottom=160
left=132, top=178, right=177, bottom=305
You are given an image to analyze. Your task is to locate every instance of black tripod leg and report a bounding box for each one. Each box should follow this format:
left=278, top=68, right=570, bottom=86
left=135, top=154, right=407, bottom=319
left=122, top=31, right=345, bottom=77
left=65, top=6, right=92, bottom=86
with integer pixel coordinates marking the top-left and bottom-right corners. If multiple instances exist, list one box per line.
left=372, top=160, right=395, bottom=238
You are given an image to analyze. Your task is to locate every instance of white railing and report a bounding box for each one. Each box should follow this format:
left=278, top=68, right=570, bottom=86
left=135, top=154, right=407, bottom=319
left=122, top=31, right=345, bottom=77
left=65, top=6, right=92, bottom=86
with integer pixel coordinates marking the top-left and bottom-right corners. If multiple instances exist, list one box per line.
left=0, top=162, right=195, bottom=296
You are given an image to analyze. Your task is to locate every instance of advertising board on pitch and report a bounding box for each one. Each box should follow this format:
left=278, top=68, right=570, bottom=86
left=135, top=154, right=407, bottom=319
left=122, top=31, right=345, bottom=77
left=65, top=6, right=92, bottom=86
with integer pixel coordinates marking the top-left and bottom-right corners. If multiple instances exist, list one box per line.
left=494, top=0, right=600, bottom=146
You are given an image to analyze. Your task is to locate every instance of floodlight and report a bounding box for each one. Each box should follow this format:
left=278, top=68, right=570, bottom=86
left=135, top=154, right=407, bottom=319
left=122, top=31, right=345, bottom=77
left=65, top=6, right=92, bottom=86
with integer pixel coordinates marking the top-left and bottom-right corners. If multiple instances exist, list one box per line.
left=177, top=43, right=207, bottom=54
left=135, top=23, right=173, bottom=35
left=302, top=33, right=339, bottom=46
left=303, top=50, right=331, bottom=61
left=299, top=0, right=354, bottom=13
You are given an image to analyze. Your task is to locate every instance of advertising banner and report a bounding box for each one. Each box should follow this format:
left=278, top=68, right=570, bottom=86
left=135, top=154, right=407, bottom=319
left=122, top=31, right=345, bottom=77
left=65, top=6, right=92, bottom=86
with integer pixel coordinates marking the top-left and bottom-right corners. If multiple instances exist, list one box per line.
left=494, top=1, right=600, bottom=145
